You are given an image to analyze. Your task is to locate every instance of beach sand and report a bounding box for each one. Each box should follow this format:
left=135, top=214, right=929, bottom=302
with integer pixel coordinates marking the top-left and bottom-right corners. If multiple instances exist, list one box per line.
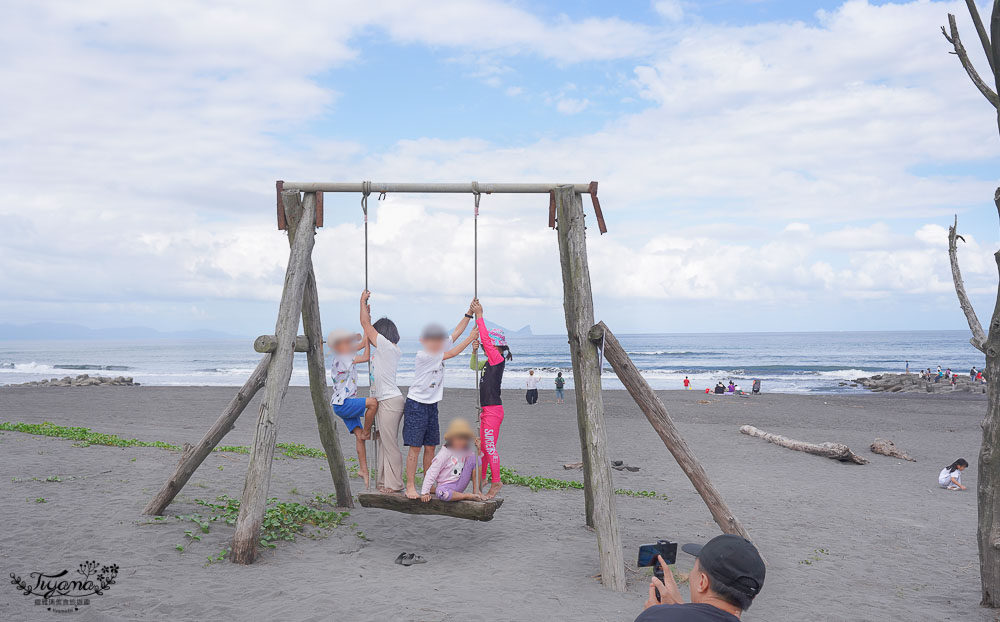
left=0, top=386, right=988, bottom=621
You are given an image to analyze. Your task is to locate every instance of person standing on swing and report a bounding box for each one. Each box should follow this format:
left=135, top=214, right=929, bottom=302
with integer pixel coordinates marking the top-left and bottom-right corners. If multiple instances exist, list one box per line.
left=470, top=299, right=511, bottom=499
left=360, top=290, right=405, bottom=494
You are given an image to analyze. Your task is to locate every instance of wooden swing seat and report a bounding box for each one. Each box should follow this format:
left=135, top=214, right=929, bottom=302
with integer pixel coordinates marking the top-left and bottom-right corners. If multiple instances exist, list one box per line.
left=357, top=492, right=503, bottom=521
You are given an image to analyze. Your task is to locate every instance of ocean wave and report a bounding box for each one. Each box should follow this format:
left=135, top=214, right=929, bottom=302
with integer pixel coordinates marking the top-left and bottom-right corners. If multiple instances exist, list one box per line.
left=0, top=362, right=55, bottom=373
left=55, top=364, right=131, bottom=371
left=625, top=350, right=724, bottom=356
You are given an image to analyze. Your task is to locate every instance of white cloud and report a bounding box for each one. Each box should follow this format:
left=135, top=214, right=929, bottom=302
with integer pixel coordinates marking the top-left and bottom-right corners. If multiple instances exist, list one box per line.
left=555, top=97, right=591, bottom=114
left=653, top=0, right=684, bottom=22
left=1, top=0, right=998, bottom=332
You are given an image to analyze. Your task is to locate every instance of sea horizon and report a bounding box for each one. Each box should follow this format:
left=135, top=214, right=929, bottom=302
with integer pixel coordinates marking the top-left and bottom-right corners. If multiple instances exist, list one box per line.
left=0, top=329, right=984, bottom=394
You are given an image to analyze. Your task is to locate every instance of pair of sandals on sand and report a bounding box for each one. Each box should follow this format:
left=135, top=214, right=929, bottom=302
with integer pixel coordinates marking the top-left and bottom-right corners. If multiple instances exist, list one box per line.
left=394, top=552, right=427, bottom=566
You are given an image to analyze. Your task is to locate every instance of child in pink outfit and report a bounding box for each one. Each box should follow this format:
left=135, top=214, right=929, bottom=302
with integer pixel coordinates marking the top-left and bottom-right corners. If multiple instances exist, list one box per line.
left=420, top=418, right=483, bottom=502
left=468, top=299, right=511, bottom=500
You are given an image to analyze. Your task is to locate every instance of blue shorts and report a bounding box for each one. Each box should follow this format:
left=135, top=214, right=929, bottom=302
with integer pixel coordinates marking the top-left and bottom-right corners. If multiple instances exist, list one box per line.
left=555, top=388, right=565, bottom=399
left=332, top=397, right=367, bottom=433
left=402, top=398, right=440, bottom=447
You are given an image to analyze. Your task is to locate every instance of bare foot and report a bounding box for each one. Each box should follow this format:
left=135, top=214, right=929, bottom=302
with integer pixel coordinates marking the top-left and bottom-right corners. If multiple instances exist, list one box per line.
left=484, top=482, right=503, bottom=499
left=405, top=486, right=419, bottom=500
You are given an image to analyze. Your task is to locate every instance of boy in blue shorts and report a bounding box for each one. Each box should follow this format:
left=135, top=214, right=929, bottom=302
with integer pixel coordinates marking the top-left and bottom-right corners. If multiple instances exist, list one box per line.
left=403, top=308, right=479, bottom=499
left=328, top=329, right=378, bottom=489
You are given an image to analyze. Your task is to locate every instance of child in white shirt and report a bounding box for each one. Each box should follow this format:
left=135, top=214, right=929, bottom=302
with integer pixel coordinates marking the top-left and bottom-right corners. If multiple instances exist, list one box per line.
left=328, top=329, right=378, bottom=489
left=402, top=305, right=478, bottom=499
left=938, top=458, right=969, bottom=490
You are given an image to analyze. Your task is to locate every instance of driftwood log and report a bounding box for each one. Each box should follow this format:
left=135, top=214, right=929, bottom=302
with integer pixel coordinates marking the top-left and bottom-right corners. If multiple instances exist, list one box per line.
left=358, top=492, right=503, bottom=521
left=870, top=438, right=916, bottom=462
left=740, top=425, right=869, bottom=464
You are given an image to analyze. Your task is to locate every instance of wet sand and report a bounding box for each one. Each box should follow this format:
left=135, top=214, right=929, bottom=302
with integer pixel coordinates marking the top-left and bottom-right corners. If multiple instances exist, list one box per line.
left=0, top=386, right=987, bottom=621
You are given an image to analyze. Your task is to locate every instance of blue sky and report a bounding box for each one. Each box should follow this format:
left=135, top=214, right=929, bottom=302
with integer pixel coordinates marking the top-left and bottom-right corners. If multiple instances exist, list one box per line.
left=2, top=0, right=1000, bottom=337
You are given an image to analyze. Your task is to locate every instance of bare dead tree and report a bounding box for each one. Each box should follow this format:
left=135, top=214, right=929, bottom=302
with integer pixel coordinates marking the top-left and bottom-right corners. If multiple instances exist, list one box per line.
left=943, top=1, right=1000, bottom=607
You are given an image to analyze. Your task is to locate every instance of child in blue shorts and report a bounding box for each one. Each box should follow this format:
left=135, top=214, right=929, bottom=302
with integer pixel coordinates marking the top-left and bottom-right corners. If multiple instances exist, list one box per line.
left=328, top=329, right=378, bottom=489
left=402, top=306, right=479, bottom=499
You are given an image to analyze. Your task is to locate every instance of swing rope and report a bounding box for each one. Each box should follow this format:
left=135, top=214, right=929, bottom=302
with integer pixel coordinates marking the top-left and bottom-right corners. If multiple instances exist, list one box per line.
left=362, top=181, right=374, bottom=491
left=471, top=181, right=483, bottom=496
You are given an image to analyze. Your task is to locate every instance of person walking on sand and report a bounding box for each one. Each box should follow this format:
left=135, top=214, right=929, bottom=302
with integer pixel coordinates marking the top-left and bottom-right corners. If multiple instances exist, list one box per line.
left=683, top=376, right=691, bottom=390
left=554, top=372, right=566, bottom=403
left=905, top=360, right=910, bottom=374
left=525, top=369, right=539, bottom=405
left=938, top=458, right=969, bottom=490
left=971, top=366, right=978, bottom=380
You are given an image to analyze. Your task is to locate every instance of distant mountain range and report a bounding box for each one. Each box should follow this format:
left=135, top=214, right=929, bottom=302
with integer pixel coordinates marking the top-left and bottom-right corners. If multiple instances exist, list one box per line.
left=484, top=320, right=532, bottom=337
left=0, top=321, right=531, bottom=341
left=0, top=322, right=242, bottom=341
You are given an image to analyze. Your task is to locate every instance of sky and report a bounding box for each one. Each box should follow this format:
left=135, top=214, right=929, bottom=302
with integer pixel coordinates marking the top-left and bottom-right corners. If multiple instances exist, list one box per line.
left=2, top=0, right=1000, bottom=337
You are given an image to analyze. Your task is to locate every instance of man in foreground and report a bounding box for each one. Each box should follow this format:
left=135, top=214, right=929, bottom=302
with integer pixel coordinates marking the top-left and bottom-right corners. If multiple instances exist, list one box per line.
left=635, top=535, right=765, bottom=621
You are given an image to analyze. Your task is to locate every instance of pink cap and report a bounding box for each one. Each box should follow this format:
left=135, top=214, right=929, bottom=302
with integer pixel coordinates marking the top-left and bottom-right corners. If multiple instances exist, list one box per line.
left=487, top=328, right=506, bottom=347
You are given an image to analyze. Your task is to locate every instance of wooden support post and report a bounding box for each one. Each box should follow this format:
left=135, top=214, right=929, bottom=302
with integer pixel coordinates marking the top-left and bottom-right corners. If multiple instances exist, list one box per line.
left=253, top=334, right=308, bottom=353
left=230, top=191, right=316, bottom=565
left=142, top=355, right=270, bottom=516
left=554, top=186, right=625, bottom=592
left=588, top=322, right=753, bottom=541
left=285, top=191, right=354, bottom=508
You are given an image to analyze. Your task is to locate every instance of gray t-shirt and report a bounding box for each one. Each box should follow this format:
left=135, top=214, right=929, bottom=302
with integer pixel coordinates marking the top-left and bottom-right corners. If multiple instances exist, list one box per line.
left=370, top=333, right=402, bottom=401
left=635, top=603, right=740, bottom=622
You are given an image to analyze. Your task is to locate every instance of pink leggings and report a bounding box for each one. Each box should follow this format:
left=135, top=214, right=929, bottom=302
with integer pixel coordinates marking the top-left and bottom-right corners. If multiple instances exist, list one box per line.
left=479, top=405, right=504, bottom=483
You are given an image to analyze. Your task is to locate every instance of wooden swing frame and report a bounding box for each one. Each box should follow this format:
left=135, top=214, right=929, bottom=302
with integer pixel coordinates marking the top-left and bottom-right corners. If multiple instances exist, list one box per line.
left=142, top=180, right=752, bottom=591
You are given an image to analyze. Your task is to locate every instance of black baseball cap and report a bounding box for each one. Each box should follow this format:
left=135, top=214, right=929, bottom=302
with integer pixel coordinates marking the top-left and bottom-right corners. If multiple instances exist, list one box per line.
left=682, top=535, right=765, bottom=598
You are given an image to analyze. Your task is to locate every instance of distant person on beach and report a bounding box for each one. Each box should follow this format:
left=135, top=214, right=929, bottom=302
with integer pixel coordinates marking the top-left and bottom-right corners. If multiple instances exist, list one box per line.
left=714, top=382, right=725, bottom=394
left=971, top=367, right=978, bottom=380
left=636, top=534, right=765, bottom=622
left=938, top=458, right=969, bottom=491
left=555, top=372, right=566, bottom=403
left=420, top=418, right=483, bottom=502
left=978, top=370, right=985, bottom=384
left=683, top=376, right=691, bottom=390
left=752, top=379, right=761, bottom=395
left=946, top=368, right=952, bottom=379
left=469, top=299, right=510, bottom=499
left=727, top=381, right=735, bottom=393
left=905, top=360, right=909, bottom=374
left=360, top=291, right=405, bottom=494
left=526, top=369, right=539, bottom=404
left=327, top=329, right=377, bottom=489
left=402, top=304, right=478, bottom=500
left=936, top=368, right=943, bottom=383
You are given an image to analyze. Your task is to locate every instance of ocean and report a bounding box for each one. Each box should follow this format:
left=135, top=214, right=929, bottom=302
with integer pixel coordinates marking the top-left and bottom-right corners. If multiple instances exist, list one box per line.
left=0, top=330, right=986, bottom=394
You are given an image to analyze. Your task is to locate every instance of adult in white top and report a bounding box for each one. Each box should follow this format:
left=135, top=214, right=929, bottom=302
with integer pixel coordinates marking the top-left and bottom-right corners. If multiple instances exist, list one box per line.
left=525, top=369, right=539, bottom=405
left=360, top=290, right=405, bottom=493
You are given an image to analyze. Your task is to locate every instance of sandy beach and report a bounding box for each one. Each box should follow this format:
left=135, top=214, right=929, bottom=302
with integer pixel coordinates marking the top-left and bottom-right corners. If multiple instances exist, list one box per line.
left=0, top=385, right=987, bottom=621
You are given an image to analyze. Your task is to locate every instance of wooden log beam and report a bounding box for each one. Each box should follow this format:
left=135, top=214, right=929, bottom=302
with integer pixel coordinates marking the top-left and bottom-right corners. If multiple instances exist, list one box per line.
left=588, top=322, right=753, bottom=542
left=142, top=355, right=270, bottom=515
left=253, top=334, right=308, bottom=353
left=286, top=191, right=354, bottom=508
left=554, top=186, right=625, bottom=592
left=870, top=438, right=916, bottom=462
left=357, top=492, right=503, bottom=521
left=740, top=425, right=869, bottom=465
left=230, top=190, right=316, bottom=565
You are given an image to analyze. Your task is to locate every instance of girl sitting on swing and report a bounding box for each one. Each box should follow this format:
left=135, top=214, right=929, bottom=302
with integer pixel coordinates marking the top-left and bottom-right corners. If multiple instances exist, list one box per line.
left=420, top=418, right=483, bottom=502
left=469, top=298, right=512, bottom=499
